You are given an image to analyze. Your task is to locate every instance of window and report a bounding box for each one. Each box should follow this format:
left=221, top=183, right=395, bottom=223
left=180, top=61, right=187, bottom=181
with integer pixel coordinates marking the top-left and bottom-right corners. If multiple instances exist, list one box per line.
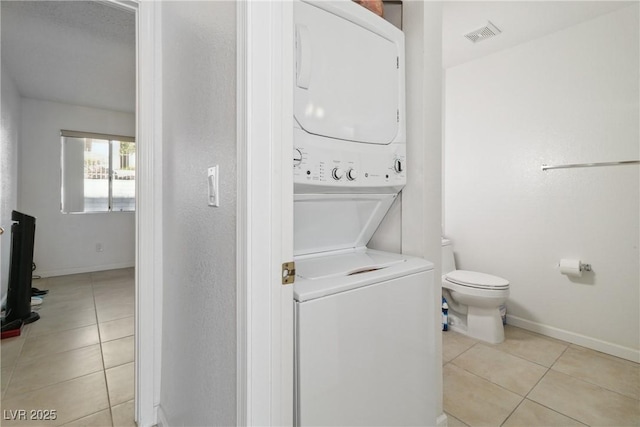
left=61, top=130, right=135, bottom=213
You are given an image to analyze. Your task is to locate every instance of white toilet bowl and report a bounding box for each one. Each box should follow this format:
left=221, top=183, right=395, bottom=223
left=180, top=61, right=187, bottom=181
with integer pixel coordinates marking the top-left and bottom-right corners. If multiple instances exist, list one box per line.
left=442, top=240, right=510, bottom=344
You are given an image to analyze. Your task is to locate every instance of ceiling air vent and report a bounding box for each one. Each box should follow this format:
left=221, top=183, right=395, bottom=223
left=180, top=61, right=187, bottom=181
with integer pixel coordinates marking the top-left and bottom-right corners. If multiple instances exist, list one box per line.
left=464, top=21, right=501, bottom=43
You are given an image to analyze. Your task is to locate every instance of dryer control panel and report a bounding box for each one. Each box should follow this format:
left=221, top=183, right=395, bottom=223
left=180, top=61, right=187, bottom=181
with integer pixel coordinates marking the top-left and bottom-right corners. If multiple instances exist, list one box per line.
left=293, top=127, right=405, bottom=194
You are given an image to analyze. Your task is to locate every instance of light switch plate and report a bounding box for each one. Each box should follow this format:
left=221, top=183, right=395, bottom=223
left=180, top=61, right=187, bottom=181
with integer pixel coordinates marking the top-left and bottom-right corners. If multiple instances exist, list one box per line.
left=208, top=166, right=219, bottom=207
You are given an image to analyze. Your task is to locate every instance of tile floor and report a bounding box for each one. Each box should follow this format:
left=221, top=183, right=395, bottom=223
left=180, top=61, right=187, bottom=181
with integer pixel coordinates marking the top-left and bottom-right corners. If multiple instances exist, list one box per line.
left=1, top=268, right=135, bottom=426
left=443, top=325, right=640, bottom=427
left=4, top=269, right=639, bottom=427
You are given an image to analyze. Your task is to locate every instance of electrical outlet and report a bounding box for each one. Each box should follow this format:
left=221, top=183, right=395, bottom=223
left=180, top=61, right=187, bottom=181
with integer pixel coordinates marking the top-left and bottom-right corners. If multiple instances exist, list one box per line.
left=96, top=243, right=103, bottom=252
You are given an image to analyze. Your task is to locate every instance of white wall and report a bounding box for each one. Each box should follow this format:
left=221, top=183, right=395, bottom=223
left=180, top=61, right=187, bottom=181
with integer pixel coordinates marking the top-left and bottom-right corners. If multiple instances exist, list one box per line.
left=444, top=5, right=639, bottom=361
left=158, top=2, right=237, bottom=425
left=19, top=98, right=135, bottom=277
left=1, top=66, right=21, bottom=302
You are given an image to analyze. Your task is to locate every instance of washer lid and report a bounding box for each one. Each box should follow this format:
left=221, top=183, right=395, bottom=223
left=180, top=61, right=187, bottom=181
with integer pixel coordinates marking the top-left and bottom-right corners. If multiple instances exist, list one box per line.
left=294, top=248, right=434, bottom=302
left=296, top=250, right=405, bottom=281
left=294, top=193, right=397, bottom=256
left=444, top=270, right=509, bottom=290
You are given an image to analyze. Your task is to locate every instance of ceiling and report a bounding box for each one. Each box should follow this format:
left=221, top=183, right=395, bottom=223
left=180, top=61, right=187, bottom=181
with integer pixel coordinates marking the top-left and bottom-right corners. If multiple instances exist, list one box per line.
left=1, top=1, right=635, bottom=112
left=1, top=1, right=135, bottom=113
left=443, top=1, right=636, bottom=69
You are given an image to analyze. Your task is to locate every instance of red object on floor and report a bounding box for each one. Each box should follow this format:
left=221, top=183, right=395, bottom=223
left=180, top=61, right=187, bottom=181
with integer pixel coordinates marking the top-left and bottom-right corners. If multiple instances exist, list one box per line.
left=1, top=325, right=22, bottom=339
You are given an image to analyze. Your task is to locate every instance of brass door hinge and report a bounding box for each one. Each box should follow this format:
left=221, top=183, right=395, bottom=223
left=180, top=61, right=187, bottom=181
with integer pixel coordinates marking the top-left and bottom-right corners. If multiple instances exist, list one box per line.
left=282, top=261, right=296, bottom=285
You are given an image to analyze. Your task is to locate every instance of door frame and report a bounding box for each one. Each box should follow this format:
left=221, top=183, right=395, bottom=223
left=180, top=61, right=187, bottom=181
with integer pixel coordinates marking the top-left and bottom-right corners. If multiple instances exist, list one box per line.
left=100, top=1, right=159, bottom=425
left=134, top=1, right=162, bottom=425
left=236, top=1, right=294, bottom=425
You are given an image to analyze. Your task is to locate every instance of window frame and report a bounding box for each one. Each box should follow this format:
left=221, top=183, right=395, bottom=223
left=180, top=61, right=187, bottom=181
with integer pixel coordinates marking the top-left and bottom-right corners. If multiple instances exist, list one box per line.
left=60, top=129, right=136, bottom=214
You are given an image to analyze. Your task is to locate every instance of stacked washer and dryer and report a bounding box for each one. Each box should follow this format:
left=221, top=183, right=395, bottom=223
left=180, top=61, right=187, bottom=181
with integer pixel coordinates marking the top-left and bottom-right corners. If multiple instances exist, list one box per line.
left=293, top=1, right=438, bottom=425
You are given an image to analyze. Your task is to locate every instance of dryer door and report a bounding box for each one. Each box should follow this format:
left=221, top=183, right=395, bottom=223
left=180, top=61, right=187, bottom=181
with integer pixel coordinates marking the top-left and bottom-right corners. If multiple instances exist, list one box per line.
left=294, top=1, right=404, bottom=145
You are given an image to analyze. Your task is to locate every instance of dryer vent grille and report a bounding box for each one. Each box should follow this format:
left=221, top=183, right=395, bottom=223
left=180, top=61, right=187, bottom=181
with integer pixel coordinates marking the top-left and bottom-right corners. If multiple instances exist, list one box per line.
left=464, top=21, right=501, bottom=43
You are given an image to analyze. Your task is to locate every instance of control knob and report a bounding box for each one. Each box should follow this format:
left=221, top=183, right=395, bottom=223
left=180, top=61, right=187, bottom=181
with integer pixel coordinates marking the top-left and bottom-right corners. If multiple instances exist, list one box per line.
left=332, top=167, right=344, bottom=180
left=293, top=148, right=303, bottom=167
left=346, top=168, right=357, bottom=181
left=394, top=158, right=404, bottom=174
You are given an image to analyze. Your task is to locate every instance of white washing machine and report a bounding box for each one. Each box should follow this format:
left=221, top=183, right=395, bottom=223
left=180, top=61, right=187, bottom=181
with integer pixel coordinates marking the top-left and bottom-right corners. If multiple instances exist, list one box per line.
left=294, top=227, right=436, bottom=426
left=293, top=1, right=437, bottom=425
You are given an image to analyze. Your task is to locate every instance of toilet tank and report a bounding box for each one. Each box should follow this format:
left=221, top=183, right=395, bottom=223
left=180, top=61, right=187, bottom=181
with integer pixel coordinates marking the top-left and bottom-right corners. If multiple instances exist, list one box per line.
left=441, top=238, right=456, bottom=275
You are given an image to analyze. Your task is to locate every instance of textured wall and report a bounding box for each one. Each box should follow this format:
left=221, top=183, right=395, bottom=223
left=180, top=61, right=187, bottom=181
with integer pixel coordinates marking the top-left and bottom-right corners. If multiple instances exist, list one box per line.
left=18, top=99, right=135, bottom=277
left=1, top=66, right=21, bottom=302
left=159, top=1, right=237, bottom=425
left=444, top=5, right=639, bottom=361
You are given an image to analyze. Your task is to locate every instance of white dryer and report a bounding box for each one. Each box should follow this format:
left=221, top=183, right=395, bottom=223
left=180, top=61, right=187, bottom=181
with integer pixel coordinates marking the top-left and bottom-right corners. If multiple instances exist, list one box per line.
left=293, top=1, right=437, bottom=426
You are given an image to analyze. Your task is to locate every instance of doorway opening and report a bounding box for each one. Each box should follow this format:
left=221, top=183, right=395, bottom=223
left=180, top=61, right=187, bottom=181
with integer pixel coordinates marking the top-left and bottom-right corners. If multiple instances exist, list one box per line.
left=0, top=1, right=138, bottom=424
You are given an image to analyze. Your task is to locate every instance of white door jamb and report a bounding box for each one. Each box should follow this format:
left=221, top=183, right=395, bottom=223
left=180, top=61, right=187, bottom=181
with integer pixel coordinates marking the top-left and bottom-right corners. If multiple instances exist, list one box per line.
left=237, top=1, right=294, bottom=425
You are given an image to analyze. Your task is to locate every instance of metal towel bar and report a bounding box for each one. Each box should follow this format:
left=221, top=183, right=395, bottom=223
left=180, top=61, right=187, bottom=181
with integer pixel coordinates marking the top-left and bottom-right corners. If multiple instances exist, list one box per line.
left=541, top=160, right=640, bottom=171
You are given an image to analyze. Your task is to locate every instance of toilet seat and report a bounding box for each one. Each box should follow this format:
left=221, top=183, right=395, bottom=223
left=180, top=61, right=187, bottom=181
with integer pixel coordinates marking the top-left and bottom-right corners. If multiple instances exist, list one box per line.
left=444, top=270, right=509, bottom=290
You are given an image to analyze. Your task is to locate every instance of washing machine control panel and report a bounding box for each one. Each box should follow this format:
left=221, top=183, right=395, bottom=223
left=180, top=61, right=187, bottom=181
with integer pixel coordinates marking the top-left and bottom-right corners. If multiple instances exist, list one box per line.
left=293, top=128, right=406, bottom=193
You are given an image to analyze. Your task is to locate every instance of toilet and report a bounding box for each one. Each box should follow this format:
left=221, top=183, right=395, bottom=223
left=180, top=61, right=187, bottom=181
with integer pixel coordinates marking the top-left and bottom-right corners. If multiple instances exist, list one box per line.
left=441, top=238, right=509, bottom=344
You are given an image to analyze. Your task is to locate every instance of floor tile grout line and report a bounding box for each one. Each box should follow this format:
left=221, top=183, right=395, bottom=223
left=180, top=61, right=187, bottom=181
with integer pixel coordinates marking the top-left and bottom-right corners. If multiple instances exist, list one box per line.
left=15, top=343, right=101, bottom=369
left=2, top=276, right=45, bottom=399
left=448, top=360, right=527, bottom=398
left=491, top=347, right=561, bottom=370
left=444, top=411, right=471, bottom=427
left=60, top=408, right=113, bottom=426
left=483, top=333, right=569, bottom=370
left=444, top=362, right=524, bottom=427
left=522, top=356, right=591, bottom=427
left=2, top=270, right=133, bottom=425
left=23, top=320, right=99, bottom=341
left=16, top=330, right=101, bottom=364
left=4, top=278, right=97, bottom=417
left=2, top=370, right=109, bottom=406
left=445, top=331, right=570, bottom=427
left=2, top=362, right=17, bottom=401
left=516, top=398, right=590, bottom=427
left=498, top=396, right=526, bottom=427
left=546, top=366, right=640, bottom=402
left=446, top=337, right=538, bottom=420
left=548, top=344, right=640, bottom=401
left=444, top=336, right=480, bottom=365
left=90, top=274, right=116, bottom=427
left=549, top=343, right=571, bottom=369
left=548, top=347, right=640, bottom=400
left=99, top=321, right=135, bottom=344
left=448, top=328, right=566, bottom=371
left=444, top=329, right=639, bottom=427
left=499, top=353, right=556, bottom=427
left=449, top=339, right=557, bottom=398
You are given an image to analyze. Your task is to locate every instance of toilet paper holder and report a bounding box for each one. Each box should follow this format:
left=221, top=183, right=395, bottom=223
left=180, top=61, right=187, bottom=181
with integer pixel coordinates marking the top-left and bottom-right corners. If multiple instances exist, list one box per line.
left=558, top=259, right=591, bottom=275
left=579, top=262, right=592, bottom=272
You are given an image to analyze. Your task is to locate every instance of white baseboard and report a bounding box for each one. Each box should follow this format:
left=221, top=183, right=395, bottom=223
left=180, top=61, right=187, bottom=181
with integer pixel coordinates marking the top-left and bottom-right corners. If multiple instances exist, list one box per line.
left=35, top=262, right=135, bottom=278
left=156, top=405, right=168, bottom=427
left=506, top=314, right=640, bottom=363
left=436, top=413, right=448, bottom=427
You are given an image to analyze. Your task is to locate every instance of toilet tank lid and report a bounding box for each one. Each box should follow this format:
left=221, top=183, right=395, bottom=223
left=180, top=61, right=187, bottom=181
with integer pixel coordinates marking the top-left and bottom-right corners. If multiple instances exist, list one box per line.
left=445, top=270, right=509, bottom=289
